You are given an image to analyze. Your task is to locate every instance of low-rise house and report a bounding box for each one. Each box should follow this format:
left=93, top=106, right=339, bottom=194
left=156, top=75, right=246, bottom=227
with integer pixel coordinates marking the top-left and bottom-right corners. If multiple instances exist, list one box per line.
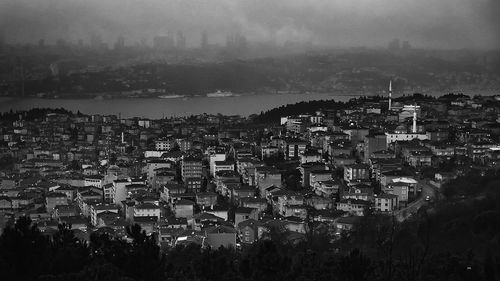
left=196, top=192, right=218, bottom=207
left=282, top=205, right=308, bottom=219
left=90, top=204, right=119, bottom=226
left=300, top=150, right=322, bottom=164
left=309, top=170, right=333, bottom=188
left=159, top=226, right=186, bottom=247
left=239, top=197, right=268, bottom=214
left=160, top=183, right=186, bottom=205
left=165, top=216, right=188, bottom=229
left=46, top=192, right=68, bottom=212
left=0, top=196, right=12, bottom=210
left=54, top=185, right=76, bottom=201
left=53, top=204, right=79, bottom=218
left=174, top=199, right=195, bottom=219
left=335, top=199, right=370, bottom=216
left=333, top=216, right=361, bottom=236
left=265, top=218, right=308, bottom=236
left=275, top=192, right=305, bottom=216
left=342, top=185, right=374, bottom=202
left=80, top=198, right=103, bottom=218
left=380, top=170, right=415, bottom=188
left=305, top=195, right=333, bottom=210
left=237, top=219, right=268, bottom=244
left=406, top=150, right=433, bottom=167
left=191, top=212, right=225, bottom=231
left=134, top=216, right=159, bottom=235
left=312, top=180, right=342, bottom=198
left=234, top=207, right=259, bottom=227
left=231, top=185, right=256, bottom=203
left=383, top=177, right=418, bottom=203
left=204, top=225, right=237, bottom=249
left=77, top=188, right=102, bottom=211
left=134, top=202, right=161, bottom=222
left=204, top=206, right=229, bottom=221
left=95, top=211, right=123, bottom=227
left=282, top=216, right=308, bottom=234
left=298, top=162, right=326, bottom=188
left=60, top=216, right=88, bottom=231
left=255, top=167, right=282, bottom=198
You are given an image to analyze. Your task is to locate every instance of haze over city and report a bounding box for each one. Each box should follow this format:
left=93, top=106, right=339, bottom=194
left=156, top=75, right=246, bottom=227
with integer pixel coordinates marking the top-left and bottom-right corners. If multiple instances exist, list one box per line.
left=2, top=1, right=500, bottom=281
left=1, top=0, right=499, bottom=49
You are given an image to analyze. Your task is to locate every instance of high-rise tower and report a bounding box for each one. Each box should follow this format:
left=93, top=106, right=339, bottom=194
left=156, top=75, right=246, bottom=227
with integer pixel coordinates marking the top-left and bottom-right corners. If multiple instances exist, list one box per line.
left=201, top=30, right=208, bottom=49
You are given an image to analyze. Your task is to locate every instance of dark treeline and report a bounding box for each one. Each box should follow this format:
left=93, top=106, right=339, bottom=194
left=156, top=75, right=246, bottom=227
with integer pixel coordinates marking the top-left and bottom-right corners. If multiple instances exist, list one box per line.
left=252, top=99, right=343, bottom=124
left=1, top=170, right=499, bottom=281
left=0, top=108, right=76, bottom=122
left=252, top=93, right=468, bottom=124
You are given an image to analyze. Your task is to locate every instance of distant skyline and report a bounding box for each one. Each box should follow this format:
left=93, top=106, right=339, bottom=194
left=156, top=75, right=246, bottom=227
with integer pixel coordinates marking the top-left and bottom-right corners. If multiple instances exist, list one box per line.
left=0, top=0, right=499, bottom=49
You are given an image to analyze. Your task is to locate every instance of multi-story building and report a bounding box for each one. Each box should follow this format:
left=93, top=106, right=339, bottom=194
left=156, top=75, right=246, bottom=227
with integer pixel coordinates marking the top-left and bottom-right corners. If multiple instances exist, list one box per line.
left=90, top=204, right=118, bottom=226
left=374, top=193, right=399, bottom=212
left=343, top=164, right=370, bottom=183
left=285, top=139, right=307, bottom=160
left=254, top=167, right=282, bottom=197
left=212, top=161, right=234, bottom=177
left=312, top=180, right=341, bottom=198
left=364, top=134, right=387, bottom=163
left=134, top=202, right=161, bottom=222
left=181, top=157, right=203, bottom=181
left=155, top=138, right=175, bottom=151
left=45, top=192, right=68, bottom=212
left=84, top=175, right=104, bottom=189
left=209, top=149, right=226, bottom=176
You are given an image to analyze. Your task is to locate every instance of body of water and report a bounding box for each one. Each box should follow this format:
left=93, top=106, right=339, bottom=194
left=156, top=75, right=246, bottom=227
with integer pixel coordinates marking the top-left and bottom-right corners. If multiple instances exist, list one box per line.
left=0, top=93, right=354, bottom=119
left=0, top=90, right=497, bottom=119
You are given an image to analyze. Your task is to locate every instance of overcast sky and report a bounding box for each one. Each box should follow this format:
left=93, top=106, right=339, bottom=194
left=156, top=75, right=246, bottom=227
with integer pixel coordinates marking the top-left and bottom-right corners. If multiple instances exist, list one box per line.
left=0, top=0, right=499, bottom=49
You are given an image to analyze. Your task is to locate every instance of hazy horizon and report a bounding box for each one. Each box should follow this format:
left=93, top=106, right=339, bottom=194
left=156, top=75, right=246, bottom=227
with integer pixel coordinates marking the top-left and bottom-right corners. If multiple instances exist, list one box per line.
left=0, top=0, right=499, bottom=50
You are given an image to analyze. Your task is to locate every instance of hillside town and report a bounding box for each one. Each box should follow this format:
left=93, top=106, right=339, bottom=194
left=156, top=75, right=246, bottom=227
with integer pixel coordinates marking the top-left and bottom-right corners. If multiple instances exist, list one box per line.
left=1, top=90, right=500, bottom=251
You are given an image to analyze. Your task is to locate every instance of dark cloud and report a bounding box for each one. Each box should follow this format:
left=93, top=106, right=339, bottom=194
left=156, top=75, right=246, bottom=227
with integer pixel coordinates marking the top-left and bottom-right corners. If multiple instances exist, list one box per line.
left=0, top=0, right=498, bottom=49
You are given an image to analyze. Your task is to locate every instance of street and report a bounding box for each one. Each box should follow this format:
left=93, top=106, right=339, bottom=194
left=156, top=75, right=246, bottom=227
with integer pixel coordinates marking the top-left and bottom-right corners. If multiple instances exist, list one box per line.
left=393, top=179, right=439, bottom=222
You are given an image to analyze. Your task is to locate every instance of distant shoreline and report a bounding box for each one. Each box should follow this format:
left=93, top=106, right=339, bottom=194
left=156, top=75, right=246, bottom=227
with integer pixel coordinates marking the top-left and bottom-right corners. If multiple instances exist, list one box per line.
left=0, top=89, right=498, bottom=101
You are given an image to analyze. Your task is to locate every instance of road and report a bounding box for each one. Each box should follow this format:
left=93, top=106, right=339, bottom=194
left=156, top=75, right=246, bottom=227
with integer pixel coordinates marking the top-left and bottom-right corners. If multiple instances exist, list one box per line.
left=393, top=179, right=439, bottom=222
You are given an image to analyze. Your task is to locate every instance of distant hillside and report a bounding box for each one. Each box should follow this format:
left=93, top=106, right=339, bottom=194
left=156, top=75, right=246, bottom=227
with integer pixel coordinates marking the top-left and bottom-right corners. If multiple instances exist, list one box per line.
left=3, top=49, right=500, bottom=98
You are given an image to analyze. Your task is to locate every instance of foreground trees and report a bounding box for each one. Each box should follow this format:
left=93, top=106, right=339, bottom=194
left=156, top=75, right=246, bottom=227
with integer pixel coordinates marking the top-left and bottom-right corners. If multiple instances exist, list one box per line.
left=1, top=171, right=499, bottom=280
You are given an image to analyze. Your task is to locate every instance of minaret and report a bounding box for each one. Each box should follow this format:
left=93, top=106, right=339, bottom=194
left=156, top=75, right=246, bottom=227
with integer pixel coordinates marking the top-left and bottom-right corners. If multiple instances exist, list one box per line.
left=388, top=80, right=392, bottom=111
left=412, top=104, right=417, bottom=133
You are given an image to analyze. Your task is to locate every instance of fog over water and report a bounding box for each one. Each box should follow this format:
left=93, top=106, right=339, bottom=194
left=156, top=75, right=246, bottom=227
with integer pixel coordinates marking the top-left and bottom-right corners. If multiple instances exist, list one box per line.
left=1, top=0, right=499, bottom=49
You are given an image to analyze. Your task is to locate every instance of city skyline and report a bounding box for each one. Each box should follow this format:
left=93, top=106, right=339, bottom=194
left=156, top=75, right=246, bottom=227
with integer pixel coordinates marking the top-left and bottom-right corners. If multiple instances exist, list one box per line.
left=0, top=0, right=499, bottom=49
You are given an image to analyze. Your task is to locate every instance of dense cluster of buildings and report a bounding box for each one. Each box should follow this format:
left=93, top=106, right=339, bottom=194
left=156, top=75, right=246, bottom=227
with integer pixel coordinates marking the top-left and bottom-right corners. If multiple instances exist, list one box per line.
left=1, top=89, right=500, bottom=249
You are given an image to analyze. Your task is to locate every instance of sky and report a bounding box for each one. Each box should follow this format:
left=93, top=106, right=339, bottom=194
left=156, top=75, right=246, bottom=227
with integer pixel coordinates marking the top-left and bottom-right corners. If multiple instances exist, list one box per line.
left=0, top=0, right=499, bottom=49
